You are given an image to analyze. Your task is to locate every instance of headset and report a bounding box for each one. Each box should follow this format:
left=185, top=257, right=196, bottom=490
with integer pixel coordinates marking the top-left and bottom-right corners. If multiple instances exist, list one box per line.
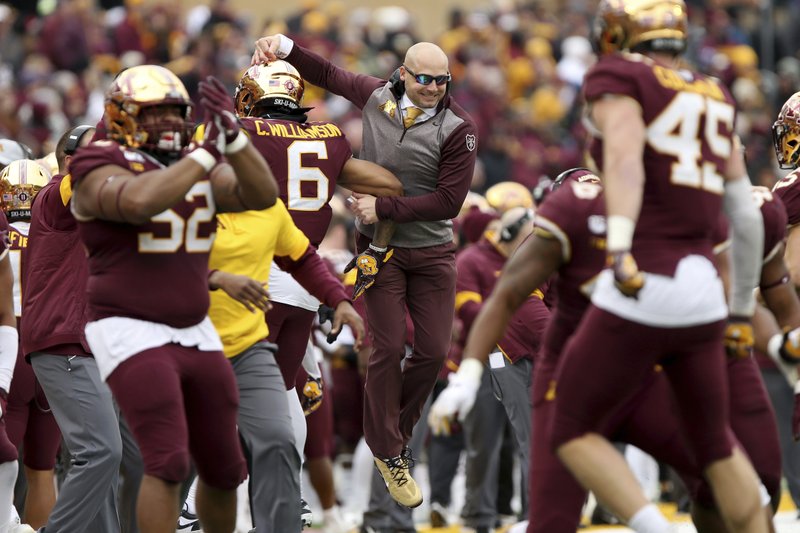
left=499, top=208, right=534, bottom=242
left=63, top=125, right=95, bottom=156
left=552, top=167, right=593, bottom=191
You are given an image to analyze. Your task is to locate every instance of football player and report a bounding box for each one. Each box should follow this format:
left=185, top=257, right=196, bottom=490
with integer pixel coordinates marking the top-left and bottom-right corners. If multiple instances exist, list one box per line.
left=0, top=161, right=45, bottom=533
left=550, top=0, right=767, bottom=530
left=764, top=90, right=800, bottom=510
left=431, top=168, right=782, bottom=533
left=232, top=60, right=402, bottom=527
left=436, top=206, right=546, bottom=533
left=68, top=65, right=278, bottom=533
left=0, top=157, right=59, bottom=531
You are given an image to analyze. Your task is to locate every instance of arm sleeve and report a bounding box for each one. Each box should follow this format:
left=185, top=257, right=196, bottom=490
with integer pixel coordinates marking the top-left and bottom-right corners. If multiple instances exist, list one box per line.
left=286, top=45, right=383, bottom=109
left=455, top=251, right=484, bottom=334
left=375, top=121, right=477, bottom=222
left=724, top=176, right=764, bottom=317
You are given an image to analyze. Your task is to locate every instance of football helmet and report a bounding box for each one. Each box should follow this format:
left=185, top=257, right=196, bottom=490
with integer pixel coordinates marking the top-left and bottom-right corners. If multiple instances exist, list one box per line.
left=458, top=191, right=491, bottom=217
left=234, top=60, right=306, bottom=117
left=773, top=91, right=800, bottom=169
left=594, top=0, right=687, bottom=56
left=485, top=181, right=533, bottom=213
left=0, top=159, right=51, bottom=221
left=104, top=65, right=193, bottom=156
left=552, top=167, right=601, bottom=191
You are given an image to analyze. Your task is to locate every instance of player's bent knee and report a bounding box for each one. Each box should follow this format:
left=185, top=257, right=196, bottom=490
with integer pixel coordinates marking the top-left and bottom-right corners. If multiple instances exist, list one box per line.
left=199, top=459, right=246, bottom=491
left=146, top=450, right=191, bottom=484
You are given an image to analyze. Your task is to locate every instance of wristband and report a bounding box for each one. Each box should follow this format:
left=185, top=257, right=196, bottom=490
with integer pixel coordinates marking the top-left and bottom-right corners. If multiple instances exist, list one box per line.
left=368, top=243, right=388, bottom=253
left=226, top=130, right=248, bottom=155
left=606, top=215, right=636, bottom=252
left=188, top=148, right=217, bottom=173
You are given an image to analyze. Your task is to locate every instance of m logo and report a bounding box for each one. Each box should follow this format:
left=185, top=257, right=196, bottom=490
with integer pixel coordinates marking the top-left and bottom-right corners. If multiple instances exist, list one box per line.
left=465, top=134, right=476, bottom=151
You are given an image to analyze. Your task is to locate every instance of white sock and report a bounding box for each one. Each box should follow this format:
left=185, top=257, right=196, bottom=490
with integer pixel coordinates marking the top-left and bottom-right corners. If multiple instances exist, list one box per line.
left=628, top=503, right=671, bottom=533
left=0, top=461, right=18, bottom=527
left=185, top=477, right=198, bottom=515
left=287, top=388, right=307, bottom=498
left=287, top=389, right=307, bottom=461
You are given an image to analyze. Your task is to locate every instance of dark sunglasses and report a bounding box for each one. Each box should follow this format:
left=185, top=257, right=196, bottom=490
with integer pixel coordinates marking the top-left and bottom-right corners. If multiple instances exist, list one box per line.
left=403, top=65, right=451, bottom=86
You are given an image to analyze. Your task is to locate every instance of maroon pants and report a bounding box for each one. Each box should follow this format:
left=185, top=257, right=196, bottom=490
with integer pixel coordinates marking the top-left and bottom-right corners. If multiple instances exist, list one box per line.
left=267, top=302, right=316, bottom=389
left=551, top=307, right=734, bottom=468
left=359, top=237, right=456, bottom=459
left=529, top=341, right=780, bottom=532
left=6, top=352, right=60, bottom=470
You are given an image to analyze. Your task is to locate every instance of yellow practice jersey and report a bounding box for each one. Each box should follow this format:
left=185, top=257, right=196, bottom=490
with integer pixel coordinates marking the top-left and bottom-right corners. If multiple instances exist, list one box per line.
left=208, top=199, right=310, bottom=357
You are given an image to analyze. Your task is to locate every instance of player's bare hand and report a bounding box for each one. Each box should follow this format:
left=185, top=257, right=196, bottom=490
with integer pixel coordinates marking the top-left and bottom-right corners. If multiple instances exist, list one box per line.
left=252, top=34, right=283, bottom=65
left=329, top=301, right=365, bottom=350
left=348, top=192, right=379, bottom=224
left=210, top=271, right=271, bottom=313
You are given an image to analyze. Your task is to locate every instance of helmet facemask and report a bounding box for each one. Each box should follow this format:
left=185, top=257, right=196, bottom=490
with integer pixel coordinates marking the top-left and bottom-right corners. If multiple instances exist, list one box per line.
left=773, top=92, right=800, bottom=170
left=104, top=65, right=194, bottom=158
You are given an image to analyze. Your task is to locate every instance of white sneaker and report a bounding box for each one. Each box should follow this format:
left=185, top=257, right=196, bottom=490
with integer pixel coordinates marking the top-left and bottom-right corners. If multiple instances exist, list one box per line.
left=176, top=502, right=203, bottom=532
left=322, top=506, right=357, bottom=533
left=9, top=525, right=35, bottom=533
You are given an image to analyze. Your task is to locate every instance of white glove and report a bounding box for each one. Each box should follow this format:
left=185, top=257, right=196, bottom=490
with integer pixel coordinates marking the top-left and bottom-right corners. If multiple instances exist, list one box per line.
left=768, top=332, right=799, bottom=387
left=428, top=358, right=483, bottom=435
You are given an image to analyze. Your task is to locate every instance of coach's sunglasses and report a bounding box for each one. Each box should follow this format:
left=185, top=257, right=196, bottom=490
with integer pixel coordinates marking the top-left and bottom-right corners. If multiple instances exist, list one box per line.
left=402, top=65, right=451, bottom=86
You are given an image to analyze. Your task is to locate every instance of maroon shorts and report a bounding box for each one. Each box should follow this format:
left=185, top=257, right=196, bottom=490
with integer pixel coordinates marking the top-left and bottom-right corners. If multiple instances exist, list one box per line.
left=331, top=365, right=364, bottom=449
left=551, top=306, right=733, bottom=471
left=6, top=352, right=60, bottom=470
left=297, top=371, right=334, bottom=460
left=267, top=302, right=316, bottom=389
left=106, top=344, right=246, bottom=489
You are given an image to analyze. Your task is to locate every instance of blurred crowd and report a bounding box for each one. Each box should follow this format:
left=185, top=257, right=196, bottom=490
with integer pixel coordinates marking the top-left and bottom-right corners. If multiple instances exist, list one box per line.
left=1, top=0, right=799, bottom=191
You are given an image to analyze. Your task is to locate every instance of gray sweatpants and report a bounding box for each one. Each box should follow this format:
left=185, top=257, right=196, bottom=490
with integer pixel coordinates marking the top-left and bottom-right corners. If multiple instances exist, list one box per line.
left=31, top=354, right=122, bottom=533
left=462, top=357, right=532, bottom=528
left=490, top=357, right=532, bottom=518
left=231, top=342, right=301, bottom=532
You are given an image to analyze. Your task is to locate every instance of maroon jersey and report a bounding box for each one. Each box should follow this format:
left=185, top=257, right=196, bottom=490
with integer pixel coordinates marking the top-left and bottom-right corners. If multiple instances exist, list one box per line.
left=455, top=239, right=549, bottom=363
left=585, top=53, right=737, bottom=276
left=240, top=117, right=351, bottom=247
left=754, top=186, right=788, bottom=263
left=534, top=180, right=606, bottom=359
left=69, top=141, right=216, bottom=327
left=773, top=168, right=800, bottom=226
